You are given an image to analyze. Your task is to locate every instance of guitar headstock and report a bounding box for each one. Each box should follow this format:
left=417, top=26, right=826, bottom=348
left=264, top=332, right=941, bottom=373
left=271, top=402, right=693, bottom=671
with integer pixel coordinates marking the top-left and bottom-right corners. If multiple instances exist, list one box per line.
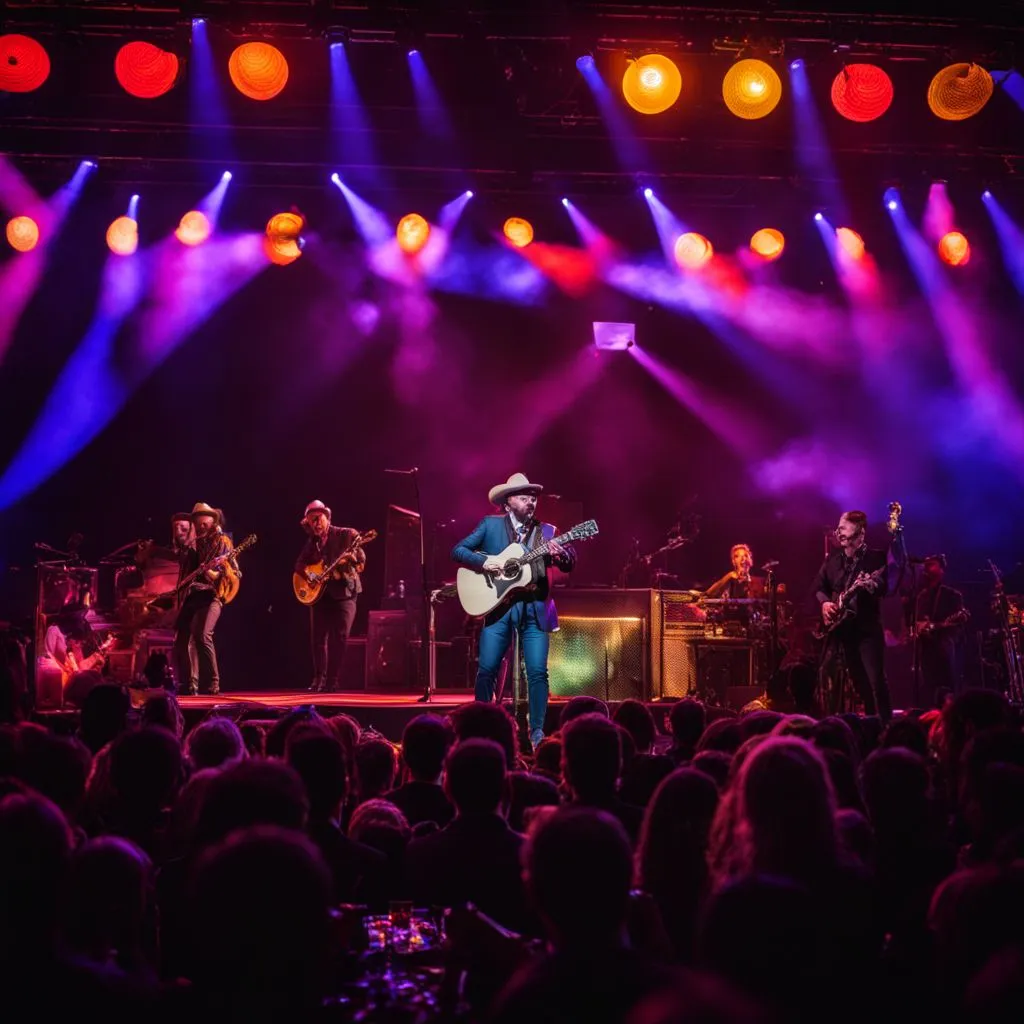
left=231, top=534, right=258, bottom=555
left=565, top=520, right=599, bottom=542
left=887, top=502, right=903, bottom=534
left=358, top=529, right=379, bottom=544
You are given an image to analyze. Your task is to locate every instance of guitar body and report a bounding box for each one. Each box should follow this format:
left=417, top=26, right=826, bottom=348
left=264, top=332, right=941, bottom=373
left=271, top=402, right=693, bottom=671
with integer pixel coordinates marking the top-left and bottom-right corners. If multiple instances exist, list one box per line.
left=457, top=543, right=537, bottom=617
left=217, top=564, right=242, bottom=605
left=293, top=562, right=332, bottom=606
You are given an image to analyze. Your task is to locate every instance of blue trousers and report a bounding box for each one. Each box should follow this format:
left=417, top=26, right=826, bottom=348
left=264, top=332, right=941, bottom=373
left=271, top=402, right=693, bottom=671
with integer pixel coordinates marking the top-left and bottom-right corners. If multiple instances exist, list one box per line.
left=475, top=601, right=549, bottom=740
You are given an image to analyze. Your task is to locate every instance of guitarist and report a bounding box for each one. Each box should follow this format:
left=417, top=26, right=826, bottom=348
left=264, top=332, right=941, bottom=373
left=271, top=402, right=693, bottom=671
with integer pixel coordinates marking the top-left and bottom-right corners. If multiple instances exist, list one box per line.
left=813, top=509, right=905, bottom=721
left=451, top=473, right=576, bottom=751
left=295, top=500, right=365, bottom=693
left=173, top=502, right=236, bottom=696
left=914, top=555, right=968, bottom=699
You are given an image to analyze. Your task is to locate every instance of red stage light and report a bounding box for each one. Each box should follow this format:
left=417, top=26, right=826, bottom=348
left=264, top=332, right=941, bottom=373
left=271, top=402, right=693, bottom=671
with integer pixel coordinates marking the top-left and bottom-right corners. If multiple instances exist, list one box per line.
left=6, top=215, right=40, bottom=252
left=115, top=41, right=180, bottom=99
left=175, top=210, right=211, bottom=246
left=673, top=232, right=713, bottom=270
left=396, top=213, right=430, bottom=255
left=938, top=231, right=970, bottom=266
left=831, top=64, right=894, bottom=123
left=836, top=227, right=866, bottom=261
left=0, top=34, right=51, bottom=93
left=229, top=42, right=289, bottom=101
left=750, top=228, right=785, bottom=261
left=106, top=216, right=139, bottom=256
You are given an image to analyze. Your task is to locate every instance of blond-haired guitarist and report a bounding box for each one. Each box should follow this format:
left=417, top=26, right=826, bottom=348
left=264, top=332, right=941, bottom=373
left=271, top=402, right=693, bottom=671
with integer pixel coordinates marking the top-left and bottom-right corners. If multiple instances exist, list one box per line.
left=173, top=502, right=238, bottom=696
left=295, top=500, right=366, bottom=693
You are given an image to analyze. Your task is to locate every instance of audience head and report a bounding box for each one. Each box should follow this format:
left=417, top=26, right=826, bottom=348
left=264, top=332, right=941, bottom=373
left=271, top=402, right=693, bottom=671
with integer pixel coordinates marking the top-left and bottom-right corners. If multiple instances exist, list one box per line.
left=695, top=717, right=743, bottom=755
left=506, top=770, right=561, bottom=833
left=560, top=695, right=610, bottom=730
left=533, top=736, right=562, bottom=780
left=400, top=714, right=454, bottom=783
left=193, top=758, right=308, bottom=848
left=444, top=738, right=507, bottom=815
left=738, top=710, right=782, bottom=740
left=670, top=699, right=707, bottom=755
left=189, top=826, right=333, bottom=1010
left=354, top=735, right=397, bottom=802
left=78, top=682, right=132, bottom=754
left=109, top=725, right=184, bottom=816
left=690, top=750, right=733, bottom=790
left=524, top=806, right=633, bottom=949
left=348, top=798, right=410, bottom=858
left=285, top=726, right=348, bottom=821
left=613, top=699, right=657, bottom=754
left=140, top=690, right=184, bottom=738
left=185, top=716, right=245, bottom=771
left=448, top=701, right=518, bottom=767
left=861, top=746, right=930, bottom=837
left=10, top=724, right=91, bottom=821
left=264, top=706, right=325, bottom=759
left=879, top=714, right=930, bottom=759
left=561, top=713, right=622, bottom=803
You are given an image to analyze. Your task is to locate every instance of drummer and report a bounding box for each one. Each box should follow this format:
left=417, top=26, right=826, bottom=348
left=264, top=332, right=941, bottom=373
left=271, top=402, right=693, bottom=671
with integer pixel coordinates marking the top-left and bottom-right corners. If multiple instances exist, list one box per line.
left=704, top=543, right=765, bottom=600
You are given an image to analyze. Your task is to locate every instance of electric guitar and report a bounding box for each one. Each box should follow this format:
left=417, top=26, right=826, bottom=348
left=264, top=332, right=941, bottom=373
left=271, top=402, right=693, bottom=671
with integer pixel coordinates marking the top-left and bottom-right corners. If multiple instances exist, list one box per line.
left=62, top=633, right=115, bottom=687
left=916, top=607, right=970, bottom=638
left=816, top=501, right=903, bottom=639
left=456, top=520, right=599, bottom=617
left=293, top=529, right=378, bottom=606
left=161, top=533, right=257, bottom=608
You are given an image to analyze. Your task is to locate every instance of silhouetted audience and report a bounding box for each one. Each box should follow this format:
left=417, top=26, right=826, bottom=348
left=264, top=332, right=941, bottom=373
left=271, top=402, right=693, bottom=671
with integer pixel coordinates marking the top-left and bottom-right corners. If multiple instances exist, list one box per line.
left=386, top=714, right=455, bottom=828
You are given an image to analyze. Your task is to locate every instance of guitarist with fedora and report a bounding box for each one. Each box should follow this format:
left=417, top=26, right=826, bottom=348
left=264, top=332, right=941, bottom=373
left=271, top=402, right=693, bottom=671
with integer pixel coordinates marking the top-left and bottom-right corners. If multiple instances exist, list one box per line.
left=173, top=502, right=236, bottom=696
left=451, top=473, right=576, bottom=751
left=814, top=508, right=905, bottom=721
left=295, top=500, right=365, bottom=693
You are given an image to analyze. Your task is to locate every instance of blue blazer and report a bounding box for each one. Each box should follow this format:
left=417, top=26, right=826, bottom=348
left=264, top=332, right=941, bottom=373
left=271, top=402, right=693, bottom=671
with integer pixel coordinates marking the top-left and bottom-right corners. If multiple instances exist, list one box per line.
left=451, top=515, right=576, bottom=631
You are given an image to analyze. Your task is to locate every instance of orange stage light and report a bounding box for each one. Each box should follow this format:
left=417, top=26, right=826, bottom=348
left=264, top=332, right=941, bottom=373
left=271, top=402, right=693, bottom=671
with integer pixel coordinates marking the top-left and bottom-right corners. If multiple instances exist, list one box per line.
left=264, top=211, right=304, bottom=265
left=927, top=63, right=993, bottom=121
left=938, top=231, right=971, bottom=266
left=674, top=232, right=713, bottom=270
left=836, top=227, right=866, bottom=261
left=396, top=213, right=431, bottom=255
left=830, top=64, right=894, bottom=123
left=175, top=210, right=212, bottom=246
left=723, top=59, right=782, bottom=120
left=264, top=236, right=302, bottom=265
left=106, top=216, right=139, bottom=256
left=503, top=217, right=534, bottom=248
left=229, top=42, right=289, bottom=101
left=0, top=34, right=51, bottom=93
left=750, top=227, right=785, bottom=261
left=6, top=215, right=40, bottom=252
left=622, top=54, right=683, bottom=115
left=115, top=41, right=180, bottom=98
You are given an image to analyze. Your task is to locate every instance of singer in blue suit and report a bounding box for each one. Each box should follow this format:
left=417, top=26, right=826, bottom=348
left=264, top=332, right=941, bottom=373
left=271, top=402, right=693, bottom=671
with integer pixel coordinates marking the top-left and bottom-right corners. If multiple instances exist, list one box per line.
left=452, top=473, right=576, bottom=751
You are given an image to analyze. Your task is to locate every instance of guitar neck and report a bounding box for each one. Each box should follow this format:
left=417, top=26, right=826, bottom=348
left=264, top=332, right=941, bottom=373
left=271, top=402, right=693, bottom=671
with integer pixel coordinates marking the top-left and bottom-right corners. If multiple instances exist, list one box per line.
left=521, top=530, right=571, bottom=565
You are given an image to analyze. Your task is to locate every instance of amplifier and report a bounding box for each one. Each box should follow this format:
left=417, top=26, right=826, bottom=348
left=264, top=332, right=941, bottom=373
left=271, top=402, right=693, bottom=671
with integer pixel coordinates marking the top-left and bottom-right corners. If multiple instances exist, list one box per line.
left=366, top=611, right=419, bottom=692
left=691, top=639, right=757, bottom=707
left=549, top=614, right=646, bottom=701
left=651, top=591, right=704, bottom=699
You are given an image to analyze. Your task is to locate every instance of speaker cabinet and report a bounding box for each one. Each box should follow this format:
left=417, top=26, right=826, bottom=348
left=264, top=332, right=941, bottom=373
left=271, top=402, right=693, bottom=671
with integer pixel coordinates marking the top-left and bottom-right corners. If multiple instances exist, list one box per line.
left=549, top=614, right=646, bottom=701
left=692, top=640, right=757, bottom=708
left=365, top=611, right=419, bottom=692
left=651, top=591, right=703, bottom=698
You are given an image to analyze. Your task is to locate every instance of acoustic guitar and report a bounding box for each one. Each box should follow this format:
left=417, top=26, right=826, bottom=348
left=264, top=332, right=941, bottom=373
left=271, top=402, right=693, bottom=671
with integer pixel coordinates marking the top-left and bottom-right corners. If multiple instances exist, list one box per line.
left=62, top=633, right=115, bottom=687
left=456, top=519, right=599, bottom=617
left=293, top=529, right=378, bottom=606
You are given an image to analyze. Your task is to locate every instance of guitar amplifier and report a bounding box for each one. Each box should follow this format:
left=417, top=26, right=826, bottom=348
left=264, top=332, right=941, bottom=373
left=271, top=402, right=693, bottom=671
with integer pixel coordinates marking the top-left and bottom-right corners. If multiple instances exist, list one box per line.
left=651, top=591, right=703, bottom=698
left=365, top=610, right=420, bottom=692
left=549, top=614, right=646, bottom=701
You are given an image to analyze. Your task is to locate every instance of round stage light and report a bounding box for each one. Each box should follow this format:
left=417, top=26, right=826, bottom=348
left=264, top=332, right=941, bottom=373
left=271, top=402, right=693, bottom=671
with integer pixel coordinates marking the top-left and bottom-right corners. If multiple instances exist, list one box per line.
left=106, top=216, right=139, bottom=256
left=396, top=213, right=430, bottom=255
left=831, top=63, right=894, bottom=122
left=6, top=215, right=40, bottom=252
left=750, top=227, right=785, bottom=261
left=115, top=41, right=180, bottom=98
left=264, top=236, right=302, bottom=265
left=175, top=210, right=211, bottom=246
left=927, top=63, right=993, bottom=121
left=0, top=34, right=51, bottom=93
left=836, top=227, right=865, bottom=261
left=723, top=59, right=782, bottom=120
left=503, top=217, right=534, bottom=248
left=622, top=53, right=683, bottom=115
left=228, top=41, right=289, bottom=101
left=673, top=231, right=713, bottom=270
left=938, top=230, right=970, bottom=266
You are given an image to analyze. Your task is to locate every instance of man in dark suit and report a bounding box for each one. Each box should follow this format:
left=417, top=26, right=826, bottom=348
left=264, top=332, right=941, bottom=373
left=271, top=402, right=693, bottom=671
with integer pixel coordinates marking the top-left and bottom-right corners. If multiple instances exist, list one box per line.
left=404, top=739, right=536, bottom=935
left=451, top=473, right=576, bottom=751
left=295, top=500, right=365, bottom=693
left=915, top=555, right=968, bottom=700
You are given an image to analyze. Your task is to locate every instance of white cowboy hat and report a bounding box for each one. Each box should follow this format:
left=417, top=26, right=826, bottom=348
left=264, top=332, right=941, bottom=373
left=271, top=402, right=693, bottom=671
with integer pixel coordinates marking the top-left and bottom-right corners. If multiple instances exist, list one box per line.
left=190, top=502, right=224, bottom=527
left=301, top=499, right=332, bottom=525
left=488, top=472, right=543, bottom=507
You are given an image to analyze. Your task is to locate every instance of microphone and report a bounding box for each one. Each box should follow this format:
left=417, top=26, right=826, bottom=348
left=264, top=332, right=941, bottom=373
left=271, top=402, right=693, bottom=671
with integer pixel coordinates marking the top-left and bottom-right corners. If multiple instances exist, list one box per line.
left=761, top=560, right=779, bottom=570
left=384, top=467, right=419, bottom=475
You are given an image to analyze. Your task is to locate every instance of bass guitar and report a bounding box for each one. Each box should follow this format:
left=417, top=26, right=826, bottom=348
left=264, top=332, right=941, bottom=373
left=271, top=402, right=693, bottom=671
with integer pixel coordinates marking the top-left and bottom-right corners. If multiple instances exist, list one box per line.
left=154, top=533, right=257, bottom=610
left=456, top=520, right=599, bottom=617
left=293, top=529, right=378, bottom=606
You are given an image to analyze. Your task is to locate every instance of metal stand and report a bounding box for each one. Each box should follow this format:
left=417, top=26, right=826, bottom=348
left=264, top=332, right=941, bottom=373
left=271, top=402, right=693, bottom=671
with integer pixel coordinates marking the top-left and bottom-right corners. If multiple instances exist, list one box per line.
left=409, top=470, right=433, bottom=704
left=510, top=626, right=531, bottom=756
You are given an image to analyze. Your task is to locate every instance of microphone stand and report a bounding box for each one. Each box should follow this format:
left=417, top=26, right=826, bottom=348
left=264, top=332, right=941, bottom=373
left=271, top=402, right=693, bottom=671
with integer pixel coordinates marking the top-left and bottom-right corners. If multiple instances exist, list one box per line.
left=411, top=469, right=433, bottom=704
